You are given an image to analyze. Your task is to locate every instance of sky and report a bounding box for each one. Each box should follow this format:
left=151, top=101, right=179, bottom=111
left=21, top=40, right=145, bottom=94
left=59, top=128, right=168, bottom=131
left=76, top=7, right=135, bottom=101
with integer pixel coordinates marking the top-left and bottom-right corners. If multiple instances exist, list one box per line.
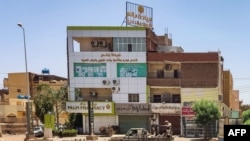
left=1, top=0, right=250, bottom=104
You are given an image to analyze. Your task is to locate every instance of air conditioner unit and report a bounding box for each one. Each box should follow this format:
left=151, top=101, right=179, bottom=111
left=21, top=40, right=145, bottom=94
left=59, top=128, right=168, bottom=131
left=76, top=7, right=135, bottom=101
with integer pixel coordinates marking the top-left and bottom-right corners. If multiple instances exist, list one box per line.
left=165, top=64, right=172, bottom=70
left=111, top=86, right=120, bottom=92
left=113, top=79, right=120, bottom=85
left=150, top=113, right=157, bottom=120
left=91, top=40, right=99, bottom=47
left=102, top=79, right=110, bottom=85
left=90, top=91, right=97, bottom=97
left=98, top=40, right=106, bottom=47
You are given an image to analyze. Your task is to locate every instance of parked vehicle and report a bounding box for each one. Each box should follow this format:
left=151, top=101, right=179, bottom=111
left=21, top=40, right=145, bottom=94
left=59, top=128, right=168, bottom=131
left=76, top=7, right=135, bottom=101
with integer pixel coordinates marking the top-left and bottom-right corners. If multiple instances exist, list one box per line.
left=33, top=126, right=44, bottom=137
left=123, top=128, right=153, bottom=141
left=110, top=128, right=174, bottom=141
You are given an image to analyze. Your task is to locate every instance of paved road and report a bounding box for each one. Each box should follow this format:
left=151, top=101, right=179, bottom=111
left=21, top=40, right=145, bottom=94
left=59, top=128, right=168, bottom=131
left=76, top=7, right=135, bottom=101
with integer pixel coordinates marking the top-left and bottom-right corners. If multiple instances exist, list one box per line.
left=0, top=134, right=218, bottom=141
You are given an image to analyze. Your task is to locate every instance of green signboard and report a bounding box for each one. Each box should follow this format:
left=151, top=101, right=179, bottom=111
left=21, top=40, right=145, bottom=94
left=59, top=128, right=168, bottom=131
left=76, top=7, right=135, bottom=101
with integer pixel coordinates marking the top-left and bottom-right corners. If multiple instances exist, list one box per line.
left=44, top=114, right=55, bottom=129
left=74, top=63, right=107, bottom=77
left=117, top=63, right=147, bottom=77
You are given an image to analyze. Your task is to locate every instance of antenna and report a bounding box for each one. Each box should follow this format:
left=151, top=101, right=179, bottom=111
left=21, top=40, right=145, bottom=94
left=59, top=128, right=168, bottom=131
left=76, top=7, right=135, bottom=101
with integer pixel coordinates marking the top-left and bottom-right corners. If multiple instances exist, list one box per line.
left=164, top=28, right=168, bottom=35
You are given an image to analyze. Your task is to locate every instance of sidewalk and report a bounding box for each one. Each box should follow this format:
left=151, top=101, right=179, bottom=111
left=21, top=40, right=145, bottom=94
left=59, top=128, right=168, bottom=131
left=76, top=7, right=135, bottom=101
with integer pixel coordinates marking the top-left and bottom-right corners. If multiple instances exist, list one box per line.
left=0, top=134, right=219, bottom=141
left=0, top=134, right=110, bottom=141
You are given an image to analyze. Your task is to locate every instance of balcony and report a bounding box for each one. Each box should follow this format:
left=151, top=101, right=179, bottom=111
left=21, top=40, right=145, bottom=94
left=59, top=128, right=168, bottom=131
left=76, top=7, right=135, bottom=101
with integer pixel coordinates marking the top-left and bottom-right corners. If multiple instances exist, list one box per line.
left=148, top=71, right=181, bottom=87
left=149, top=94, right=181, bottom=103
left=75, top=95, right=112, bottom=102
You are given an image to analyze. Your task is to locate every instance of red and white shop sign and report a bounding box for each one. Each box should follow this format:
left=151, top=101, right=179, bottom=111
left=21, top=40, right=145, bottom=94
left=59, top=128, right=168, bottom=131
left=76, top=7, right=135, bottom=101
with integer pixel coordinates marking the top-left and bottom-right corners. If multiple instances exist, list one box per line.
left=182, top=106, right=195, bottom=116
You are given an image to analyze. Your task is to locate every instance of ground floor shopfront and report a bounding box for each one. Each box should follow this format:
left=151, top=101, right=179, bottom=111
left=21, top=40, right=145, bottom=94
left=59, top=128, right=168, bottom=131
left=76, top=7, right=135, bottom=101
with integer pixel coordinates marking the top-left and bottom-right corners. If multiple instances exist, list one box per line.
left=66, top=102, right=187, bottom=135
left=151, top=103, right=181, bottom=135
left=118, top=115, right=150, bottom=133
left=181, top=105, right=218, bottom=138
left=115, top=103, right=151, bottom=134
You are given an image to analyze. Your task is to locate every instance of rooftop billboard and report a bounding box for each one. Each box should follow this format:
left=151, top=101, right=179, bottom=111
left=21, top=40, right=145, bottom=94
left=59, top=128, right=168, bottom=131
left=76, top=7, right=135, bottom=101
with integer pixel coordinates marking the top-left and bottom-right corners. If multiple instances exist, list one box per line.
left=126, top=1, right=153, bottom=29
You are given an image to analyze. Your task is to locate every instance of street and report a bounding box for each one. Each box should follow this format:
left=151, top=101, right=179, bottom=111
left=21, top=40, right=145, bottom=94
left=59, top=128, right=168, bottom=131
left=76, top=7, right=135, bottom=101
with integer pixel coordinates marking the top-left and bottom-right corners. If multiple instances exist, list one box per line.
left=0, top=134, right=218, bottom=141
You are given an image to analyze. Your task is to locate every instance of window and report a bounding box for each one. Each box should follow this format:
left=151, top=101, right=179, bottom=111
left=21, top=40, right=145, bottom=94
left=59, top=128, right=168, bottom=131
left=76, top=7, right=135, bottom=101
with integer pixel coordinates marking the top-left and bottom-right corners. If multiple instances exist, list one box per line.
left=128, top=44, right=132, bottom=52
left=174, top=69, right=179, bottom=78
left=157, top=70, right=164, bottom=78
left=172, top=94, right=180, bottom=103
left=128, top=93, right=139, bottom=102
left=162, top=93, right=170, bottom=103
left=153, top=95, right=161, bottom=103
left=17, top=89, right=21, bottom=93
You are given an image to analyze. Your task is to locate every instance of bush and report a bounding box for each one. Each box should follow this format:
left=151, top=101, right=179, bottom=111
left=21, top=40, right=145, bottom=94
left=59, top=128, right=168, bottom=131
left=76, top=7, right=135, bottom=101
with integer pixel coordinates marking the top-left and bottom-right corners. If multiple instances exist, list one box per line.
left=244, top=119, right=250, bottom=125
left=62, top=129, right=78, bottom=137
left=53, top=129, right=77, bottom=137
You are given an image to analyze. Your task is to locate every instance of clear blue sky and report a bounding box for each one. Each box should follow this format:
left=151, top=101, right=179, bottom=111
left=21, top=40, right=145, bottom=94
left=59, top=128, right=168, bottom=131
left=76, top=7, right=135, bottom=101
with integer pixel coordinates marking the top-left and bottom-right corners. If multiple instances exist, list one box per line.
left=1, top=0, right=250, bottom=104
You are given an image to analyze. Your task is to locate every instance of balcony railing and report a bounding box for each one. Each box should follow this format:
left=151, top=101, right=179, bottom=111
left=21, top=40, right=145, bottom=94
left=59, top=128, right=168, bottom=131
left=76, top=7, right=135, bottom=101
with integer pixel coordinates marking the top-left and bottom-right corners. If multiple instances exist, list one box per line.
left=148, top=72, right=180, bottom=79
left=75, top=95, right=112, bottom=101
left=149, top=96, right=181, bottom=103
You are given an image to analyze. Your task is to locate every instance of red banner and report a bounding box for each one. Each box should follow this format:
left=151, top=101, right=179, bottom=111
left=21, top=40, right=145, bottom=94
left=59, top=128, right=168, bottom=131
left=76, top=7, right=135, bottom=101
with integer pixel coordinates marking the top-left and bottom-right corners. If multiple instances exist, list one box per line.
left=182, top=106, right=195, bottom=116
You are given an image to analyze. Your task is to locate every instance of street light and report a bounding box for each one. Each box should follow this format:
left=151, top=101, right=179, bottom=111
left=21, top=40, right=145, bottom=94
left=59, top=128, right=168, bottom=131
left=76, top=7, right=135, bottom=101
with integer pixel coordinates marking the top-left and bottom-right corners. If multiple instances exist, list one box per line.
left=17, top=23, right=33, bottom=140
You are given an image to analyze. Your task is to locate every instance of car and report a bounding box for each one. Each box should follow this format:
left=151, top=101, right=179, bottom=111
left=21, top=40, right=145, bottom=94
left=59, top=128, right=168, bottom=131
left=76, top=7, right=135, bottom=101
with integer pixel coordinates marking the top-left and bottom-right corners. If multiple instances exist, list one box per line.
left=33, top=126, right=44, bottom=137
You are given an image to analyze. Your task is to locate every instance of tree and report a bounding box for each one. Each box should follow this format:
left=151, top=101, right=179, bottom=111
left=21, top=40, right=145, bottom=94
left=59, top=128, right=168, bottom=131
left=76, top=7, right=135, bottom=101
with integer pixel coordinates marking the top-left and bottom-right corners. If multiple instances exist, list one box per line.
left=242, top=109, right=250, bottom=124
left=191, top=99, right=221, bottom=140
left=33, top=85, right=54, bottom=124
left=34, top=84, right=67, bottom=126
left=67, top=113, right=83, bottom=129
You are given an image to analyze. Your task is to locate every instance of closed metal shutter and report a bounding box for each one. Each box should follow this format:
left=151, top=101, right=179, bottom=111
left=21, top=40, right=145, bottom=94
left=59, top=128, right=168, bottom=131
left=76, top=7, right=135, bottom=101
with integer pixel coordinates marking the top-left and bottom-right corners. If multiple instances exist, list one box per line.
left=119, top=115, right=148, bottom=134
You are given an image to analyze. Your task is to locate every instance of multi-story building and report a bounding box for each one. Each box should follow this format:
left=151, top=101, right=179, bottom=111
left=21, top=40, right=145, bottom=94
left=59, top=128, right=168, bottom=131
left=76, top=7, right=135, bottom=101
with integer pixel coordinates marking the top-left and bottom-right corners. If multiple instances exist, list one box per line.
left=66, top=25, right=230, bottom=137
left=223, top=70, right=233, bottom=108
left=3, top=71, right=67, bottom=100
left=0, top=71, right=67, bottom=134
left=148, top=49, right=224, bottom=137
left=231, top=90, right=240, bottom=111
left=66, top=26, right=153, bottom=134
left=222, top=70, right=241, bottom=118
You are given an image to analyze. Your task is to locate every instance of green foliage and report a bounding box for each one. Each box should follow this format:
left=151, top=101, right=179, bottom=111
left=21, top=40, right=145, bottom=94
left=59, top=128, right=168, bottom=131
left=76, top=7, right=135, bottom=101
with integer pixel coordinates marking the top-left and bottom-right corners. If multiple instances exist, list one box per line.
left=191, top=99, right=221, bottom=139
left=67, top=113, right=83, bottom=129
left=34, top=85, right=54, bottom=123
left=53, top=129, right=77, bottom=137
left=34, top=84, right=67, bottom=124
left=244, top=119, right=250, bottom=125
left=192, top=99, right=221, bottom=125
left=242, top=109, right=250, bottom=123
left=62, top=129, right=78, bottom=137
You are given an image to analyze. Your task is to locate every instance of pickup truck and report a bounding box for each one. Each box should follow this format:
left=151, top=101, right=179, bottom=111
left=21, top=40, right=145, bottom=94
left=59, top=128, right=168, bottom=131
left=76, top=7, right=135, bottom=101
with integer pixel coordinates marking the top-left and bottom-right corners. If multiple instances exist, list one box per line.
left=123, top=128, right=152, bottom=141
left=110, top=128, right=173, bottom=141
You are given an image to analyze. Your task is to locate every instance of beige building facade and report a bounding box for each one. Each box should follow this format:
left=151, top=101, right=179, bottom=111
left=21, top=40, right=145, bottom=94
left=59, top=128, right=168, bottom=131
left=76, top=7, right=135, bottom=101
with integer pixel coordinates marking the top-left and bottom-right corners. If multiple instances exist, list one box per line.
left=0, top=72, right=68, bottom=134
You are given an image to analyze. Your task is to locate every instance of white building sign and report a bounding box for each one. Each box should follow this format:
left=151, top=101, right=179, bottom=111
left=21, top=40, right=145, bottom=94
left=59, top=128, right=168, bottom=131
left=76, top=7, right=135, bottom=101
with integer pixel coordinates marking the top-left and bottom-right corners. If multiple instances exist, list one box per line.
left=151, top=103, right=181, bottom=114
left=66, top=101, right=113, bottom=114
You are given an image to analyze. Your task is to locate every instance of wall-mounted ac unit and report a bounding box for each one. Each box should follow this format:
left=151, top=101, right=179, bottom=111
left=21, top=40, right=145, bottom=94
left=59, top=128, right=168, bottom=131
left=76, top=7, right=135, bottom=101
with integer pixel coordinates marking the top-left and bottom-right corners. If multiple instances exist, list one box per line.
left=90, top=91, right=97, bottom=97
left=113, top=79, right=120, bottom=85
left=102, top=79, right=110, bottom=85
left=165, top=64, right=172, bottom=70
left=98, top=40, right=106, bottom=47
left=111, top=86, right=120, bottom=92
left=91, top=40, right=98, bottom=47
left=150, top=113, right=157, bottom=120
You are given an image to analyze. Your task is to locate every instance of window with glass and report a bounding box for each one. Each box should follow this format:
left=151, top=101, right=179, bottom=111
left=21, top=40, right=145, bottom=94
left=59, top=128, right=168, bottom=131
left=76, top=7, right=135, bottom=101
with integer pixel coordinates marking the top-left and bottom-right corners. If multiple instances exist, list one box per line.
left=128, top=93, right=139, bottom=102
left=113, top=37, right=146, bottom=52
